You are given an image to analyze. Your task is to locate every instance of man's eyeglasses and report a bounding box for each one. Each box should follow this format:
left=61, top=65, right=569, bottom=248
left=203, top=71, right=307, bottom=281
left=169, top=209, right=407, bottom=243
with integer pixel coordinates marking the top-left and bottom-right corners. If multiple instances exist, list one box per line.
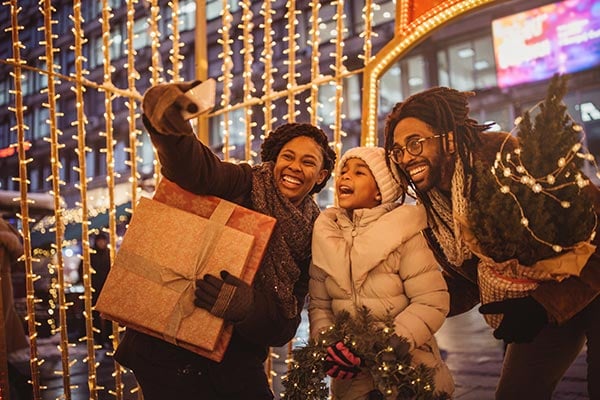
left=388, top=134, right=446, bottom=164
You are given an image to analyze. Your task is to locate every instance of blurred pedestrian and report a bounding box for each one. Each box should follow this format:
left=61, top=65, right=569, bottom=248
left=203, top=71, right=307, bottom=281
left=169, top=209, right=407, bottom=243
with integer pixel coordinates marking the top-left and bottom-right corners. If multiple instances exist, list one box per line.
left=1, top=218, right=32, bottom=400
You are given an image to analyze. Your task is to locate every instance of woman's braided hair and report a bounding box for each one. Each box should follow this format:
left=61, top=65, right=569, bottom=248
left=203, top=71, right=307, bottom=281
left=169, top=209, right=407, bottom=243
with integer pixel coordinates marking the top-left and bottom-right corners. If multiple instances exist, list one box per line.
left=261, top=122, right=336, bottom=194
left=383, top=87, right=491, bottom=195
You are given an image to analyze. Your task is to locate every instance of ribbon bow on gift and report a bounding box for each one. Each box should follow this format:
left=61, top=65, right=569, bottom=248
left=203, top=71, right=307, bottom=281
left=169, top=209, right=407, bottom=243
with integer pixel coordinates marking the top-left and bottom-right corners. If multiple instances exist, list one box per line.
left=160, top=222, right=227, bottom=345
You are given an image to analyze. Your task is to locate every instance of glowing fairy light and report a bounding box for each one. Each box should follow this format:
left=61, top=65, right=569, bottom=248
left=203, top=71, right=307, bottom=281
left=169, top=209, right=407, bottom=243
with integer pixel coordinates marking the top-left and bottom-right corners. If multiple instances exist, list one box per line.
left=331, top=0, right=347, bottom=170
left=239, top=0, right=256, bottom=162
left=99, top=0, right=125, bottom=396
left=6, top=1, right=44, bottom=397
left=260, top=0, right=277, bottom=136
left=283, top=1, right=300, bottom=122
left=307, top=0, right=322, bottom=127
left=168, top=0, right=184, bottom=80
left=125, top=0, right=142, bottom=214
left=490, top=108, right=598, bottom=253
left=71, top=0, right=100, bottom=396
left=39, top=0, right=77, bottom=396
left=218, top=0, right=234, bottom=161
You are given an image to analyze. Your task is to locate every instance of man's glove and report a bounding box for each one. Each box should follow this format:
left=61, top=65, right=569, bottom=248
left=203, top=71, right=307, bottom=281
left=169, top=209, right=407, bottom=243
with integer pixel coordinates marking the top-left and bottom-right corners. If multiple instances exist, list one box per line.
left=194, top=270, right=253, bottom=323
left=323, top=341, right=363, bottom=379
left=479, top=296, right=548, bottom=343
left=142, top=81, right=201, bottom=136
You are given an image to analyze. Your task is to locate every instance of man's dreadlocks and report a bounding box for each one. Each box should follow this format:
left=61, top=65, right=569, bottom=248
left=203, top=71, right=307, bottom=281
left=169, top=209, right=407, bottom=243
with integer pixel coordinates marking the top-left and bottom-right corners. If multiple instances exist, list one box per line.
left=384, top=87, right=490, bottom=175
left=382, top=87, right=493, bottom=265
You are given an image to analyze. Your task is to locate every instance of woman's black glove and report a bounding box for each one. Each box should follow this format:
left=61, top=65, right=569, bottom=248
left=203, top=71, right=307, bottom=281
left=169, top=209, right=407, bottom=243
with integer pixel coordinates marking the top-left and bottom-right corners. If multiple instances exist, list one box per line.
left=194, top=270, right=253, bottom=323
left=479, top=296, right=548, bottom=343
left=142, top=81, right=201, bottom=136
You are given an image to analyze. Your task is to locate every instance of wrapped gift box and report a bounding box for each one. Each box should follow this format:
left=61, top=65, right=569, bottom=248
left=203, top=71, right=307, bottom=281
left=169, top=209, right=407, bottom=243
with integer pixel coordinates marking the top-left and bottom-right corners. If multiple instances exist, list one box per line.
left=97, top=180, right=276, bottom=361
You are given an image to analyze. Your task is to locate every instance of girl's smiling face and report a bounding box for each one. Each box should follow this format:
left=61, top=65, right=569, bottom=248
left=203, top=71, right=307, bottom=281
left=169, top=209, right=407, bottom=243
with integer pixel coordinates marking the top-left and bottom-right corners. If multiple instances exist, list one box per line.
left=336, top=158, right=381, bottom=213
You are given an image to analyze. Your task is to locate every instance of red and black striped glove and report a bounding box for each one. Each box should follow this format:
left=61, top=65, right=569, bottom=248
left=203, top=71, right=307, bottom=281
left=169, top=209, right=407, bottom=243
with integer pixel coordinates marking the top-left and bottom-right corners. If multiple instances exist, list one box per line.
left=324, top=341, right=363, bottom=380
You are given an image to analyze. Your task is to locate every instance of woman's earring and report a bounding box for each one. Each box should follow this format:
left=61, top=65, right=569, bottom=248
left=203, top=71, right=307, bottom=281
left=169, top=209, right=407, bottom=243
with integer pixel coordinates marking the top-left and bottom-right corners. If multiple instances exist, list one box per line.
left=375, top=193, right=382, bottom=201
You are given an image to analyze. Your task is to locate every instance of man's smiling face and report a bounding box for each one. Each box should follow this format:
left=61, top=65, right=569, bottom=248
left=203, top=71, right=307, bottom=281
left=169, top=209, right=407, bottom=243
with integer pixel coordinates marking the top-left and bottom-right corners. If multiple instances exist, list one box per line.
left=392, top=117, right=455, bottom=193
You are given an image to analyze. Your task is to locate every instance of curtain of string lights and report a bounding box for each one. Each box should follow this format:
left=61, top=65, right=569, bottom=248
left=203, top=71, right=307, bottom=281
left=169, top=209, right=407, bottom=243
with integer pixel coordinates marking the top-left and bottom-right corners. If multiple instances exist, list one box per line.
left=2, top=0, right=490, bottom=398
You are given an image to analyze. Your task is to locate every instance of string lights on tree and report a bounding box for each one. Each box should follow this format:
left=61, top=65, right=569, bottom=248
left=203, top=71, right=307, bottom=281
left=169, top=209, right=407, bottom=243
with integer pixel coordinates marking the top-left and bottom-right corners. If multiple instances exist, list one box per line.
left=470, top=74, right=597, bottom=266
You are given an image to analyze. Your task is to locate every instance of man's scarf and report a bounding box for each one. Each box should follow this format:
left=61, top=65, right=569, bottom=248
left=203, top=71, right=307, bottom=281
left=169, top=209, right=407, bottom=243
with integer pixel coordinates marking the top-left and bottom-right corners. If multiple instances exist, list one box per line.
left=251, top=162, right=321, bottom=318
left=426, top=156, right=473, bottom=266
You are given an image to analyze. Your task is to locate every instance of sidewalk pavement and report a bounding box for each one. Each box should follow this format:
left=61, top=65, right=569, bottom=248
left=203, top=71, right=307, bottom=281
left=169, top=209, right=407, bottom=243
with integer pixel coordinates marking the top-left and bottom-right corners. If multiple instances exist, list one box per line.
left=436, top=308, right=588, bottom=400
left=11, top=308, right=588, bottom=399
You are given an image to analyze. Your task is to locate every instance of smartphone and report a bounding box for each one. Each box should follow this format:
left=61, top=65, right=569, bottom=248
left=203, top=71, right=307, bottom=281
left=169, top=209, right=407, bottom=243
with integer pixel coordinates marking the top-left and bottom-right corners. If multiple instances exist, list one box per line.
left=180, top=78, right=217, bottom=120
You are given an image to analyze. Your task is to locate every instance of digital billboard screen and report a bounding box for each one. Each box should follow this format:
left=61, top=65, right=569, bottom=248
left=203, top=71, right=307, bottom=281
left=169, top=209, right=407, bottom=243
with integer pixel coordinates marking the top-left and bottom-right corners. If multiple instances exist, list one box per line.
left=492, top=0, right=600, bottom=88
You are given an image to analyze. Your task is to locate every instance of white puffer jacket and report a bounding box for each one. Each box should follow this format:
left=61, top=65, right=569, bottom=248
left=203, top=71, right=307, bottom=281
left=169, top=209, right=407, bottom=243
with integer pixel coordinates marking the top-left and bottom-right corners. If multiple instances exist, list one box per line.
left=309, top=202, right=454, bottom=399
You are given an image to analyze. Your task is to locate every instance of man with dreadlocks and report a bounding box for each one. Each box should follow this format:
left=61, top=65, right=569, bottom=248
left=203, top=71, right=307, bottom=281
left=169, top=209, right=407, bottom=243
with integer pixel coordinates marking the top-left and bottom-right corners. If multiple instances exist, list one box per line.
left=113, top=81, right=337, bottom=399
left=383, top=86, right=600, bottom=399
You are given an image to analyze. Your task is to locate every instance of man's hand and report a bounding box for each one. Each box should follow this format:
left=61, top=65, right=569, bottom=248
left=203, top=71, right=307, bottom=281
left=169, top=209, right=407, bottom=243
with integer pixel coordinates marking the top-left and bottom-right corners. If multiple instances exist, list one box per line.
left=479, top=296, right=548, bottom=343
left=194, top=270, right=253, bottom=323
left=142, top=81, right=201, bottom=136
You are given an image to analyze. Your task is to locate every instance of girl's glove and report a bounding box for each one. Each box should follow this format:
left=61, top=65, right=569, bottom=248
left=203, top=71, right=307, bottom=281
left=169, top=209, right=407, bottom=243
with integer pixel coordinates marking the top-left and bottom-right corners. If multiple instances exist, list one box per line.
left=324, top=341, right=363, bottom=379
left=479, top=296, right=548, bottom=343
left=323, top=361, right=361, bottom=380
left=142, top=81, right=201, bottom=136
left=194, top=270, right=253, bottom=323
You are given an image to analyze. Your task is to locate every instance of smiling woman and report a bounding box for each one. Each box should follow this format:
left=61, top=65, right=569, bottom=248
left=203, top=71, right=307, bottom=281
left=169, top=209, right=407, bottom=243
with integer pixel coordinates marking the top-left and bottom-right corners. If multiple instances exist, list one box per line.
left=112, top=81, right=337, bottom=400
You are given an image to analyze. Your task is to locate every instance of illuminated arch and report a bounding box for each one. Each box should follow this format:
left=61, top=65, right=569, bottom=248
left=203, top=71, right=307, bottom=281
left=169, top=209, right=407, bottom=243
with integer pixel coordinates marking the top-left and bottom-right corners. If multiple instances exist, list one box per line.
left=361, top=0, right=499, bottom=146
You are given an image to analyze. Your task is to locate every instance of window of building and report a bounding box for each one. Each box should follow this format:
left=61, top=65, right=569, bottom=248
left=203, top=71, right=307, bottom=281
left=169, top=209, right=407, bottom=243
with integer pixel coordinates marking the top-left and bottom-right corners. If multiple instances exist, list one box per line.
left=82, top=0, right=102, bottom=21
left=138, top=131, right=154, bottom=176
left=56, top=6, right=73, bottom=37
left=42, top=164, right=52, bottom=191
left=180, top=0, right=198, bottom=31
left=354, top=0, right=395, bottom=32
left=0, top=119, right=10, bottom=148
left=85, top=34, right=103, bottom=69
left=29, top=168, right=39, bottom=191
left=34, top=107, right=50, bottom=140
left=114, top=140, right=127, bottom=173
left=110, top=23, right=124, bottom=60
left=0, top=79, right=10, bottom=106
left=86, top=149, right=95, bottom=178
left=318, top=2, right=350, bottom=44
left=378, top=54, right=427, bottom=115
left=133, top=18, right=151, bottom=50
left=437, top=35, right=497, bottom=91
left=317, top=81, right=336, bottom=127
left=60, top=156, right=67, bottom=183
left=208, top=107, right=249, bottom=160
left=69, top=157, right=79, bottom=184
left=62, top=49, right=76, bottom=77
left=206, top=0, right=239, bottom=22
left=23, top=112, right=33, bottom=141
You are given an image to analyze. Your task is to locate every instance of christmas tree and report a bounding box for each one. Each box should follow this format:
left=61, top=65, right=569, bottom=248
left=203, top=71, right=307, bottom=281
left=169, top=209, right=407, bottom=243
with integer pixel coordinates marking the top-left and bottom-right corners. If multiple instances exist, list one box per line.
left=469, top=74, right=596, bottom=266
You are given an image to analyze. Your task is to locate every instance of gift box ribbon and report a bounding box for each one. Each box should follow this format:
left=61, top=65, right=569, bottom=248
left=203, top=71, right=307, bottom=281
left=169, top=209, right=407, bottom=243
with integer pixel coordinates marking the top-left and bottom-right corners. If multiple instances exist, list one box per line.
left=119, top=200, right=237, bottom=345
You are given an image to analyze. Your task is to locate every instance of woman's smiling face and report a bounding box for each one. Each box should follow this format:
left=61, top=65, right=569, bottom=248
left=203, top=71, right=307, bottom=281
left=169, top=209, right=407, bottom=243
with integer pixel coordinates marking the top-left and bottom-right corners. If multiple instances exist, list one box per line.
left=273, top=136, right=329, bottom=206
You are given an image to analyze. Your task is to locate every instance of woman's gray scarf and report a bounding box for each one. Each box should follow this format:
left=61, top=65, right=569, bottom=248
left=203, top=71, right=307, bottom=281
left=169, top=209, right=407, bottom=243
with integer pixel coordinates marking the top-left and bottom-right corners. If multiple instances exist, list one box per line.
left=251, top=162, right=320, bottom=319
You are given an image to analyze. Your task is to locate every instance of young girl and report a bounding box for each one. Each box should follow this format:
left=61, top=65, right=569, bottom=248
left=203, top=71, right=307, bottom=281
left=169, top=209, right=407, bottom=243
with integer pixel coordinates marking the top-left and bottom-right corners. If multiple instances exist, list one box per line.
left=308, top=146, right=454, bottom=399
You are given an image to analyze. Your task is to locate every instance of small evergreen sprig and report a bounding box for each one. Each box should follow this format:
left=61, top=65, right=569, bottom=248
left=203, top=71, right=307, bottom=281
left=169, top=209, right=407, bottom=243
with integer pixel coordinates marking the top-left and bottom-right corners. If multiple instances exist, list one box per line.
left=281, top=307, right=445, bottom=400
left=469, top=74, right=596, bottom=266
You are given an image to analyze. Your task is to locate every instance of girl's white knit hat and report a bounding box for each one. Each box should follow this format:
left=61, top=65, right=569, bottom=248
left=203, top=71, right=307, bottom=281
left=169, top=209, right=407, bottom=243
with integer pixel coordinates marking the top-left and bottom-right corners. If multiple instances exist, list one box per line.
left=338, top=146, right=402, bottom=204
